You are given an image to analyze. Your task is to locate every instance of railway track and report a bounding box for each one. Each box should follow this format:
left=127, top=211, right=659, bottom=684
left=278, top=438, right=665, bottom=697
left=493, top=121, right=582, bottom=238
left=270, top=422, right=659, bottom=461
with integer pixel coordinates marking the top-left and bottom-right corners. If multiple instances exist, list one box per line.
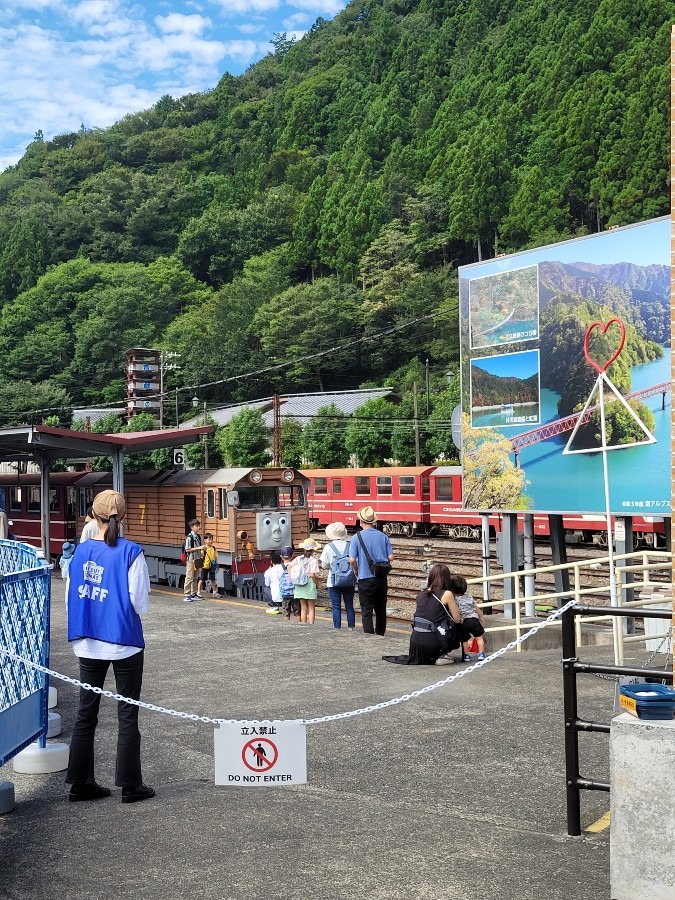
left=311, top=531, right=671, bottom=620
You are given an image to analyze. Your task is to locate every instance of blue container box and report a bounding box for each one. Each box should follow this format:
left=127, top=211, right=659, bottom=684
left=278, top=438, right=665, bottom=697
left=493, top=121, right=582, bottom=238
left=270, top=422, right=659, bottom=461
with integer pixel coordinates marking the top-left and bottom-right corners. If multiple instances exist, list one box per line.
left=619, top=683, right=675, bottom=720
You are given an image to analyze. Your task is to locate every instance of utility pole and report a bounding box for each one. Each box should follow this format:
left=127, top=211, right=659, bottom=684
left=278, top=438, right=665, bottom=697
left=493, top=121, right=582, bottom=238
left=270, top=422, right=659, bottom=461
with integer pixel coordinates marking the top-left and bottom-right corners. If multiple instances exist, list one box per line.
left=272, top=393, right=281, bottom=466
left=159, top=351, right=181, bottom=429
left=175, top=389, right=179, bottom=427
left=425, top=358, right=430, bottom=417
left=413, top=382, right=421, bottom=466
left=203, top=401, right=209, bottom=469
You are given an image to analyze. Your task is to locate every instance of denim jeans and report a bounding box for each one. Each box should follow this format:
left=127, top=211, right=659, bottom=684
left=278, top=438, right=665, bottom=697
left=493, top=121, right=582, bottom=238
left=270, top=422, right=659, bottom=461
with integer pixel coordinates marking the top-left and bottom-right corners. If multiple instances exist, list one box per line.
left=328, top=586, right=356, bottom=629
left=65, top=651, right=144, bottom=788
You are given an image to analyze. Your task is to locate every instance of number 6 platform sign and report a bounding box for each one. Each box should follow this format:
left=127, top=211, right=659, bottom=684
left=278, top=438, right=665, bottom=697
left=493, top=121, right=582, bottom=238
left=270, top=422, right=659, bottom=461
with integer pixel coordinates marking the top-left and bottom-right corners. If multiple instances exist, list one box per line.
left=214, top=720, right=307, bottom=787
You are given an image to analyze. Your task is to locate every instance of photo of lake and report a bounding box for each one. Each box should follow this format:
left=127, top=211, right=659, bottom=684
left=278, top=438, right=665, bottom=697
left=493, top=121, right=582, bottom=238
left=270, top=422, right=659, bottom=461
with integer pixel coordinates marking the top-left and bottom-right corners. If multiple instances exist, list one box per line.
left=469, top=264, right=539, bottom=349
left=470, top=349, right=540, bottom=428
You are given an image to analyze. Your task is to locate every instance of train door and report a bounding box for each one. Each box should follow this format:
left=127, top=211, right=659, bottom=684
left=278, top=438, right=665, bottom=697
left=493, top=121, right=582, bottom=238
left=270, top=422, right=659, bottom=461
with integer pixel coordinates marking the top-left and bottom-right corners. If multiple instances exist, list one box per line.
left=183, top=495, right=197, bottom=533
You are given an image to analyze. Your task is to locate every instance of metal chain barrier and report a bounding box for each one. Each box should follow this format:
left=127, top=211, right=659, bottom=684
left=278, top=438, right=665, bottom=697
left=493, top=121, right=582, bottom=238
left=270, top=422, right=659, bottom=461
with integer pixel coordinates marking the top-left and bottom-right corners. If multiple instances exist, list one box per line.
left=592, top=624, right=673, bottom=682
left=0, top=600, right=578, bottom=726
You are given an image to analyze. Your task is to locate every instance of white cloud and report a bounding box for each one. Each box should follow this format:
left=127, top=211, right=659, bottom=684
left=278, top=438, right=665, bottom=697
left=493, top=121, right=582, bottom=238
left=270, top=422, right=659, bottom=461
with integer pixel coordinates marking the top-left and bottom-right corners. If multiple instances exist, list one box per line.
left=238, top=22, right=266, bottom=34
left=282, top=12, right=310, bottom=29
left=155, top=13, right=212, bottom=37
left=211, top=0, right=280, bottom=13
left=287, top=0, right=345, bottom=14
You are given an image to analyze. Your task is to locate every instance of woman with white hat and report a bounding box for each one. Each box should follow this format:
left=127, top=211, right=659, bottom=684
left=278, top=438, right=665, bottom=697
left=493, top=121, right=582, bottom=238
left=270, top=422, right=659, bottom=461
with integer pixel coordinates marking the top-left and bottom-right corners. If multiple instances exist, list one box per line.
left=292, top=537, right=321, bottom=624
left=320, top=522, right=355, bottom=630
left=64, top=490, right=154, bottom=804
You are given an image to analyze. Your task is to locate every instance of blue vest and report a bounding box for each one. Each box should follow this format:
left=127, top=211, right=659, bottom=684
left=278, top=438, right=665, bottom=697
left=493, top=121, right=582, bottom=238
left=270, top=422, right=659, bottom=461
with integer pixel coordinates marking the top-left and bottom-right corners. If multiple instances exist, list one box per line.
left=67, top=538, right=145, bottom=649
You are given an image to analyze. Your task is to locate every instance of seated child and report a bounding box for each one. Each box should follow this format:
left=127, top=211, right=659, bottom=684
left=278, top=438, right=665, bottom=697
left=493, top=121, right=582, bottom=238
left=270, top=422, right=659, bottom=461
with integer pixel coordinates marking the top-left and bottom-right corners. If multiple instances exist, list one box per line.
left=448, top=573, right=486, bottom=662
left=199, top=533, right=220, bottom=596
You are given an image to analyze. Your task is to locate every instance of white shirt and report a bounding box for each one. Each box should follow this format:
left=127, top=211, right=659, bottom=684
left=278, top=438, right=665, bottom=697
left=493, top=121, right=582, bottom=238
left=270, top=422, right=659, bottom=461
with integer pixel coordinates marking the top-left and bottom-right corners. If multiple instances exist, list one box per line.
left=80, top=519, right=100, bottom=542
left=320, top=539, right=350, bottom=588
left=66, top=550, right=151, bottom=660
left=265, top=563, right=284, bottom=603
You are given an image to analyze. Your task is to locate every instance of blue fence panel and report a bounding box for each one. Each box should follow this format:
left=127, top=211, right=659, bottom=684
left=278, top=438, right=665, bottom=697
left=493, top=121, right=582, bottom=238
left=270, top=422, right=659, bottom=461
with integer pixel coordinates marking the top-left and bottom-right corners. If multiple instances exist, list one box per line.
left=0, top=540, right=51, bottom=767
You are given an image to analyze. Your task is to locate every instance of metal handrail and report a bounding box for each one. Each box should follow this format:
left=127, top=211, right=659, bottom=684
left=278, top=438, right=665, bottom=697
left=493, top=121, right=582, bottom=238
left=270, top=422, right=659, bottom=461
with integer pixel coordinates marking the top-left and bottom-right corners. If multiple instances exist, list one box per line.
left=462, top=549, right=671, bottom=658
left=561, top=604, right=673, bottom=836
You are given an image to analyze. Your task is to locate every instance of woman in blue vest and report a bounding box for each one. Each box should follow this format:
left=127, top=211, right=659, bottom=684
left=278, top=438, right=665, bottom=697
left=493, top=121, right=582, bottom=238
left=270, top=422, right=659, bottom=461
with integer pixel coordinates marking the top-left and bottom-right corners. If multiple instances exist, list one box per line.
left=65, top=490, right=155, bottom=803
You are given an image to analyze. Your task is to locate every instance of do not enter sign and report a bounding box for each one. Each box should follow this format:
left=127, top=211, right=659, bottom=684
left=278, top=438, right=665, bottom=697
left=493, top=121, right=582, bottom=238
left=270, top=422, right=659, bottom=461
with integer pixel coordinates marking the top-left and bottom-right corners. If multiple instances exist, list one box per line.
left=214, top=720, right=307, bottom=787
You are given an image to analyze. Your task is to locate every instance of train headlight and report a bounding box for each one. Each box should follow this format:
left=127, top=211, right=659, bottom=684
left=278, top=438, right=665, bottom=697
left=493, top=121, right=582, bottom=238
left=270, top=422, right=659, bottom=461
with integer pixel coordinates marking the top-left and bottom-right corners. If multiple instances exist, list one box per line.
left=249, top=469, right=263, bottom=484
left=282, top=469, right=294, bottom=483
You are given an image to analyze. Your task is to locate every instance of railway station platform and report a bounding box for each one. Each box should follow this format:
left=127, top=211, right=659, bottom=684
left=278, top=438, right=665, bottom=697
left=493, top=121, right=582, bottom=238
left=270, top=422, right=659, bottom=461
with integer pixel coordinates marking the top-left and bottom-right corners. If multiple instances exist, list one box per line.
left=1, top=577, right=615, bottom=900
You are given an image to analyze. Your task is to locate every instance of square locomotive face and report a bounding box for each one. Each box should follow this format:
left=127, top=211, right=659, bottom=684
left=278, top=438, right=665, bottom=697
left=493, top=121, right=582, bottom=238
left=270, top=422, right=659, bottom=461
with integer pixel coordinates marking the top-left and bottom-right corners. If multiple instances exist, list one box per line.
left=256, top=511, right=292, bottom=551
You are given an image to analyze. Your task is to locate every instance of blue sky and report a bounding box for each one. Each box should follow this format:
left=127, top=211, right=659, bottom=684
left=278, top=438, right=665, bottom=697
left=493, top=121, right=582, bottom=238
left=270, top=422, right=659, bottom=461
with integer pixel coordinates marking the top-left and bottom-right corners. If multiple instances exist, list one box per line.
left=471, top=349, right=540, bottom=381
left=0, top=0, right=346, bottom=172
left=460, top=216, right=670, bottom=278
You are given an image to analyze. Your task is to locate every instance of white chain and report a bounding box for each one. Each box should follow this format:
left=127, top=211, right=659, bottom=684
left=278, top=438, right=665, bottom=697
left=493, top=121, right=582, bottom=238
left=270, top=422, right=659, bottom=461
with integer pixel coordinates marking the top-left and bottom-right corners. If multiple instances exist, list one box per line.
left=0, top=600, right=577, bottom=726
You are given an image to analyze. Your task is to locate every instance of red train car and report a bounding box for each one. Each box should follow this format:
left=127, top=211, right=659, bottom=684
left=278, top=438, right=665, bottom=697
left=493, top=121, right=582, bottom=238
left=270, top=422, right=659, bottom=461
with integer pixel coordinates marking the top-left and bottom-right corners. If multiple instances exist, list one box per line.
left=0, top=472, right=82, bottom=556
left=302, top=466, right=667, bottom=547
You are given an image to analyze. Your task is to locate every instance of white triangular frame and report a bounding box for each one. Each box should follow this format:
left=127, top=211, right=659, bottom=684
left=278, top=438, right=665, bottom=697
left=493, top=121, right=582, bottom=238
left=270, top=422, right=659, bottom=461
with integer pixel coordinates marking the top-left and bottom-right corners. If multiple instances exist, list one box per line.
left=562, top=371, right=657, bottom=456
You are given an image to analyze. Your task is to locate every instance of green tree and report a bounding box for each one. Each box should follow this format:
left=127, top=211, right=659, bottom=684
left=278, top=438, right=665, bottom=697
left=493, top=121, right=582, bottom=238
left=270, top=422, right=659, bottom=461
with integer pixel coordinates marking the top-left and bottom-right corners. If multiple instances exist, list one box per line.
left=344, top=397, right=399, bottom=467
left=217, top=408, right=270, bottom=466
left=280, top=417, right=304, bottom=468
left=462, top=414, right=529, bottom=509
left=0, top=381, right=72, bottom=428
left=300, top=403, right=349, bottom=467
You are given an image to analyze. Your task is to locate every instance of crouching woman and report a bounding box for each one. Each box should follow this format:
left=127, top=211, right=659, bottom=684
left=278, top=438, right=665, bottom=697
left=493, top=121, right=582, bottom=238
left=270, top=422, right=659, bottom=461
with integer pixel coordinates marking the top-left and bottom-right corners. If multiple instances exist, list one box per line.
left=383, top=563, right=461, bottom=665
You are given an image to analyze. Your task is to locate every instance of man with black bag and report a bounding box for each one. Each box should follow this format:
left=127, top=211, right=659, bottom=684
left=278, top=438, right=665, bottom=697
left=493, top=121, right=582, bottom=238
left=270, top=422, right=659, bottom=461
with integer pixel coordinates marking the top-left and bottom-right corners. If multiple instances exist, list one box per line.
left=349, top=506, right=394, bottom=636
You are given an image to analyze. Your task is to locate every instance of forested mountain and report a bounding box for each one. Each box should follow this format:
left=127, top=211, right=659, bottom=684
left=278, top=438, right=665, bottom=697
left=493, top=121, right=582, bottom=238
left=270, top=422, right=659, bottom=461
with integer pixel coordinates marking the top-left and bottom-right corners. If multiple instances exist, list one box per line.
left=0, top=0, right=670, bottom=424
left=470, top=371, right=538, bottom=408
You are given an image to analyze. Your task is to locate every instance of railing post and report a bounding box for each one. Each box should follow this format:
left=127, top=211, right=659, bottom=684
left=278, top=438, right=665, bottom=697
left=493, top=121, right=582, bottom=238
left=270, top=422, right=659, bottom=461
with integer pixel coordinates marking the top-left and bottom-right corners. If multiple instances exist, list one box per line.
left=562, top=606, right=581, bottom=836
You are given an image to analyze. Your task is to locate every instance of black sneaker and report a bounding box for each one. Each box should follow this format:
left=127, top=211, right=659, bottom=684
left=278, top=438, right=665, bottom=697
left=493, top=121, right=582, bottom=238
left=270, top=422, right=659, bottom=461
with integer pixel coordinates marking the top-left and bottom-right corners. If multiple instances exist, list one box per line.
left=121, top=784, right=155, bottom=804
left=68, top=782, right=111, bottom=802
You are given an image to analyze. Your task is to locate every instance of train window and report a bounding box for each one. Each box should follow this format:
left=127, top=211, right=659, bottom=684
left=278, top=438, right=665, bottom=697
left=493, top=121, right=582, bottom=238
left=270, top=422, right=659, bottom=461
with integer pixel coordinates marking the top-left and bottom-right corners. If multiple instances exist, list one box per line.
left=314, top=478, right=327, bottom=495
left=79, top=487, right=94, bottom=518
left=279, top=485, right=305, bottom=507
left=238, top=486, right=280, bottom=509
left=376, top=476, right=392, bottom=495
left=422, top=477, right=430, bottom=496
left=9, top=487, right=22, bottom=513
left=28, top=487, right=41, bottom=513
left=49, top=489, right=59, bottom=512
left=206, top=489, right=215, bottom=518
left=435, top=477, right=454, bottom=500
left=332, top=479, right=342, bottom=494
left=218, top=488, right=228, bottom=519
left=399, top=476, right=416, bottom=495
left=355, top=477, right=371, bottom=495
left=67, top=488, right=77, bottom=519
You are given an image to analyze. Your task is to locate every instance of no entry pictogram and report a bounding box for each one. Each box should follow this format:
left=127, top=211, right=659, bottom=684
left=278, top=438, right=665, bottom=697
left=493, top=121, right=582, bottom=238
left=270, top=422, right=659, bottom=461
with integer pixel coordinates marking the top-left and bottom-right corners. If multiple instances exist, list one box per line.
left=242, top=738, right=278, bottom=772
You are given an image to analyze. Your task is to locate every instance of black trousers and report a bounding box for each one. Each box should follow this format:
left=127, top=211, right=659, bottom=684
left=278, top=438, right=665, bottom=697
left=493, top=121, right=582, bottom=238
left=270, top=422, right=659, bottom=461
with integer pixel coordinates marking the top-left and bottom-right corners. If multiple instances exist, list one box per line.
left=357, top=577, right=388, bottom=635
left=65, top=650, right=144, bottom=788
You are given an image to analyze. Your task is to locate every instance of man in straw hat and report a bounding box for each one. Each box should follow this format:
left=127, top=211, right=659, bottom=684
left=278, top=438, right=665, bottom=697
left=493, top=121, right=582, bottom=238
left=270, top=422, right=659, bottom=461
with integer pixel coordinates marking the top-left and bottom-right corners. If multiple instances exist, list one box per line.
left=349, top=506, right=394, bottom=636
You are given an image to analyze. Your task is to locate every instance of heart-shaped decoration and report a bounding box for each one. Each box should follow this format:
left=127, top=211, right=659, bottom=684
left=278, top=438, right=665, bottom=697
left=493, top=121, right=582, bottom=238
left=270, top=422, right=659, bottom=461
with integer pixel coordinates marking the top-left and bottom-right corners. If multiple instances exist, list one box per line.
left=583, top=318, right=626, bottom=374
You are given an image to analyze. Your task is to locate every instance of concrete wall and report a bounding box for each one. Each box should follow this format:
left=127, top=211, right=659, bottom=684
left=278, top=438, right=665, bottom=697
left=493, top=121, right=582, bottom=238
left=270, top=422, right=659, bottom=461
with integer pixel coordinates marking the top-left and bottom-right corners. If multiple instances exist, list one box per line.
left=610, top=713, right=675, bottom=899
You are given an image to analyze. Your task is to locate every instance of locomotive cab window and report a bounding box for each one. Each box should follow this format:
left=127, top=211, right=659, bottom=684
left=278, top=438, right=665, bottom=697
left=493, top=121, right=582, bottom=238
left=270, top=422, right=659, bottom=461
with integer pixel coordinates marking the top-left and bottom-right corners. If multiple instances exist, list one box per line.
left=218, top=488, right=228, bottom=519
left=9, top=487, right=22, bottom=513
left=435, top=477, right=454, bottom=500
left=399, top=476, right=415, bottom=495
left=206, top=489, right=215, bottom=519
left=279, top=485, right=305, bottom=507
left=314, top=478, right=327, bottom=495
left=376, top=476, right=392, bottom=495
left=237, top=486, right=280, bottom=509
left=355, top=477, right=371, bottom=495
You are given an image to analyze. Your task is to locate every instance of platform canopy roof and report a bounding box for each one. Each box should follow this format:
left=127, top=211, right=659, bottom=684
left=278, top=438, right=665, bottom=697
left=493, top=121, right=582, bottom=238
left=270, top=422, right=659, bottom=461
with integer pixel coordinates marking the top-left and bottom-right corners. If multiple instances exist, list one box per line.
left=0, top=424, right=213, bottom=463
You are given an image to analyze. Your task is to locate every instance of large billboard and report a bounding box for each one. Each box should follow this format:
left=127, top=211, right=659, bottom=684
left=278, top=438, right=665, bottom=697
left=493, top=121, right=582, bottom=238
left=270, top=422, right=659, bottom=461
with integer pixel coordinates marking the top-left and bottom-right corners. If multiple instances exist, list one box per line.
left=459, top=217, right=671, bottom=515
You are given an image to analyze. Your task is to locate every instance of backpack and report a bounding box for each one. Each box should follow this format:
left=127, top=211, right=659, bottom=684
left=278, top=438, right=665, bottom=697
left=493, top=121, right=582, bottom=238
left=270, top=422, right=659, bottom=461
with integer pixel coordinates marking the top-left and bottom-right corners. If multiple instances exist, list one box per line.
left=328, top=541, right=355, bottom=588
left=290, top=559, right=309, bottom=586
left=280, top=565, right=295, bottom=598
left=180, top=546, right=187, bottom=564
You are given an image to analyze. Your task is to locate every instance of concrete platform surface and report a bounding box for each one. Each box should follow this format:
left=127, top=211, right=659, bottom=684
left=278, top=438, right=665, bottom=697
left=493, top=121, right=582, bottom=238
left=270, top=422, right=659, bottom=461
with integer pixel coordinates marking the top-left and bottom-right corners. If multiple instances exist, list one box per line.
left=1, top=578, right=616, bottom=900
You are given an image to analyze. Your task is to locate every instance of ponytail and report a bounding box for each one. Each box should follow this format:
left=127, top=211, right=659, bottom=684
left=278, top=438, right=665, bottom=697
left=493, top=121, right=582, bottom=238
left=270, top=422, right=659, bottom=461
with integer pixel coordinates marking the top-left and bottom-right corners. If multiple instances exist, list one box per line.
left=104, top=515, right=120, bottom=547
